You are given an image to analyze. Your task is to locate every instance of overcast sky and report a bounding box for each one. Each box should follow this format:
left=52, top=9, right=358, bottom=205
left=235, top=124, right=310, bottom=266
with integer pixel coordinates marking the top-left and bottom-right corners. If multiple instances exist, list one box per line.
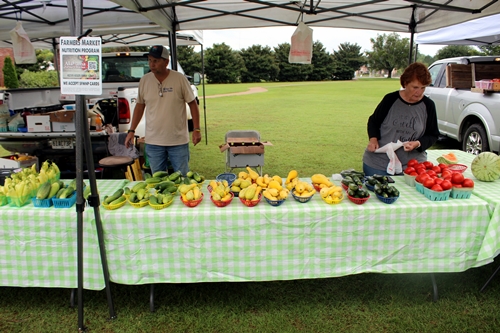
left=201, top=27, right=443, bottom=56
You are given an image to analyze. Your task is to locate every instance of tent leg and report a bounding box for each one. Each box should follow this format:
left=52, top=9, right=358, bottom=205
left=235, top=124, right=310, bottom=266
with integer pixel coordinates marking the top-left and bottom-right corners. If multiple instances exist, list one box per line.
left=480, top=263, right=500, bottom=292
left=150, top=284, right=156, bottom=312
left=430, top=273, right=438, bottom=302
left=79, top=95, right=117, bottom=321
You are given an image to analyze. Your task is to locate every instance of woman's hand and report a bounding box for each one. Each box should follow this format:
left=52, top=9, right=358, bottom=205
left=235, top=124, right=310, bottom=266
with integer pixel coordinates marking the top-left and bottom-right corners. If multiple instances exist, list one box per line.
left=367, top=138, right=379, bottom=152
left=403, top=140, right=421, bottom=151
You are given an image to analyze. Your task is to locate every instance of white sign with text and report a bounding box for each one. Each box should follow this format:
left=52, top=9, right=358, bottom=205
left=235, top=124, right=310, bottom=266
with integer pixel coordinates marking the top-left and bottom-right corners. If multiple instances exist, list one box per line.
left=59, top=36, right=102, bottom=95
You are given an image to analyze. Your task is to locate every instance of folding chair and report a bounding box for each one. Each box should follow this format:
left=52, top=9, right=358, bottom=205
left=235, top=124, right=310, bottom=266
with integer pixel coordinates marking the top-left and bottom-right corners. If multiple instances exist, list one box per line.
left=98, top=132, right=143, bottom=181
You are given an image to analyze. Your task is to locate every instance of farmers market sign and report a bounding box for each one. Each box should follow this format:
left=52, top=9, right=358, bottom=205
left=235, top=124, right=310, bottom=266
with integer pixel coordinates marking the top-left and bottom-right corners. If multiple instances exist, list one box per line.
left=59, top=36, right=102, bottom=95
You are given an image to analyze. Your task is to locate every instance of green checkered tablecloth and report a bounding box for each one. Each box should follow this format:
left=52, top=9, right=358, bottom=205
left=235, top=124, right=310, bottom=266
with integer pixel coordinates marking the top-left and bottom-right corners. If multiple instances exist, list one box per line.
left=0, top=179, right=129, bottom=290
left=2, top=155, right=499, bottom=290
left=101, top=172, right=493, bottom=285
left=427, top=149, right=500, bottom=262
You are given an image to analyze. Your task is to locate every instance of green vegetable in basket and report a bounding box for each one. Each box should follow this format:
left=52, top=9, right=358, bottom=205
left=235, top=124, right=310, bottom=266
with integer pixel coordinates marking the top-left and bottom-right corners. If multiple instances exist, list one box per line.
left=109, top=195, right=126, bottom=206
left=104, top=189, right=124, bottom=205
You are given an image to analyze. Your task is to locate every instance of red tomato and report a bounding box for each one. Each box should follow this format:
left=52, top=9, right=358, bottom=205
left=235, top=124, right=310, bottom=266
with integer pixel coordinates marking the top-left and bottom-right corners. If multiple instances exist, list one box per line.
left=438, top=163, right=448, bottom=170
left=424, top=178, right=435, bottom=189
left=415, top=163, right=426, bottom=170
left=416, top=167, right=427, bottom=175
left=462, top=178, right=475, bottom=188
left=440, top=180, right=452, bottom=191
left=434, top=178, right=443, bottom=185
left=432, top=166, right=441, bottom=174
left=404, top=167, right=416, bottom=175
left=431, top=184, right=443, bottom=192
left=407, top=159, right=419, bottom=168
left=426, top=170, right=437, bottom=178
left=441, top=170, right=453, bottom=179
left=416, top=173, right=430, bottom=183
left=451, top=172, right=465, bottom=184
left=423, top=161, right=434, bottom=169
left=410, top=172, right=418, bottom=176
left=454, top=184, right=462, bottom=188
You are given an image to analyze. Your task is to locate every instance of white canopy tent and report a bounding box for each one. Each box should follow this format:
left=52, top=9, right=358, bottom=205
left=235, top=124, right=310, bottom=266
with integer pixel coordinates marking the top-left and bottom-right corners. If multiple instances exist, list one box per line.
left=109, top=0, right=500, bottom=33
left=416, top=13, right=500, bottom=46
left=1, top=1, right=500, bottom=63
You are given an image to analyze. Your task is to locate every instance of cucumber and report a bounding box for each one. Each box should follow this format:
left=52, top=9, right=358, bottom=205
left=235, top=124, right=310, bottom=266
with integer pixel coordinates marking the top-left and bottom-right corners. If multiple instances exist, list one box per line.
left=149, top=195, right=158, bottom=205
left=145, top=177, right=162, bottom=184
left=36, top=182, right=51, bottom=200
left=109, top=195, right=126, bottom=205
left=129, top=192, right=137, bottom=203
left=193, top=172, right=202, bottom=183
left=55, top=187, right=66, bottom=198
left=131, top=181, right=147, bottom=193
left=104, top=188, right=124, bottom=205
left=152, top=171, right=169, bottom=178
left=155, top=181, right=175, bottom=191
left=168, top=170, right=182, bottom=181
left=59, top=186, right=74, bottom=199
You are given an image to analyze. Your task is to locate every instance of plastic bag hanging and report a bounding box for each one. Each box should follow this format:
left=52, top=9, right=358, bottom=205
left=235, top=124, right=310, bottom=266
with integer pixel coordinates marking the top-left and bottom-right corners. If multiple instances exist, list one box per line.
left=9, top=22, right=37, bottom=64
left=288, top=22, right=313, bottom=64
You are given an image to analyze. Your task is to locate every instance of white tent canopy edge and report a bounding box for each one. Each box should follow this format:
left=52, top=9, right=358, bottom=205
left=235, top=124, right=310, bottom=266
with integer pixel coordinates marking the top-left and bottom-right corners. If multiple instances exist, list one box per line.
left=416, top=13, right=500, bottom=45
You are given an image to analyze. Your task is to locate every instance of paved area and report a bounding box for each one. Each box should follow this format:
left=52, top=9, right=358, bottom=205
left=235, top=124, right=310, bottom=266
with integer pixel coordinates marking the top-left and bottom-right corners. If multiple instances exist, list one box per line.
left=205, top=87, right=268, bottom=98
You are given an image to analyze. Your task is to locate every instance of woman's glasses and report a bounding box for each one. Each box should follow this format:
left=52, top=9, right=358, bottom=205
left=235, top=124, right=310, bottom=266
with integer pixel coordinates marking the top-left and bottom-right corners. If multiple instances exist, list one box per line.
left=158, top=83, right=163, bottom=97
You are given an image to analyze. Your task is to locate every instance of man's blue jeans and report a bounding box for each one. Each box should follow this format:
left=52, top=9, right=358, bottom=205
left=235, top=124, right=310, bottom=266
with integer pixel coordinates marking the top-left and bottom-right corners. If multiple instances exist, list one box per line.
left=146, top=143, right=190, bottom=176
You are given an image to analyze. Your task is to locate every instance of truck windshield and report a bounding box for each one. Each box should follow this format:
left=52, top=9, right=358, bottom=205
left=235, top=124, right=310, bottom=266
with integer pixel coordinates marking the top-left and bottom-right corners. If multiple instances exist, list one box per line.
left=102, top=54, right=183, bottom=83
left=102, top=56, right=148, bottom=82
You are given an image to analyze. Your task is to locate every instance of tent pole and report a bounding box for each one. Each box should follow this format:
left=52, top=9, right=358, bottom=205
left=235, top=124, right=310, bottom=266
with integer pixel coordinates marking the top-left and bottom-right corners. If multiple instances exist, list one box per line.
left=408, top=5, right=417, bottom=65
left=201, top=44, right=207, bottom=145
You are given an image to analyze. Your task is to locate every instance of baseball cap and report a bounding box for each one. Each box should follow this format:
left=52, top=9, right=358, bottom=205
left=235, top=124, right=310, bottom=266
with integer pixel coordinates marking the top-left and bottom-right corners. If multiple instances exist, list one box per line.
left=145, top=45, right=169, bottom=59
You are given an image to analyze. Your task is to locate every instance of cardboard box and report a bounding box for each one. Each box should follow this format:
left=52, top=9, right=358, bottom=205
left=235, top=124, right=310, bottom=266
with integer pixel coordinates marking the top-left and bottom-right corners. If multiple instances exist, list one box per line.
left=52, top=121, right=76, bottom=132
left=219, top=137, right=273, bottom=154
left=26, top=115, right=51, bottom=132
left=0, top=155, right=38, bottom=170
left=45, top=110, right=76, bottom=132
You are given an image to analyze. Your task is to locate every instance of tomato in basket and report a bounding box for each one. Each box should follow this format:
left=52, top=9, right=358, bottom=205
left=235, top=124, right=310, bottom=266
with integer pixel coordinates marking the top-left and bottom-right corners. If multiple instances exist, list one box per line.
left=441, top=180, right=452, bottom=191
left=452, top=173, right=465, bottom=185
left=462, top=178, right=474, bottom=188
left=407, top=159, right=418, bottom=168
left=431, top=184, right=443, bottom=192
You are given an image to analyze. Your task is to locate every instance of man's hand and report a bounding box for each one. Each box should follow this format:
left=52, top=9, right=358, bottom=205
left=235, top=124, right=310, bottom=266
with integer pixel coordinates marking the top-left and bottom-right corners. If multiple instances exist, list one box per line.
left=192, top=131, right=201, bottom=146
left=125, top=132, right=135, bottom=148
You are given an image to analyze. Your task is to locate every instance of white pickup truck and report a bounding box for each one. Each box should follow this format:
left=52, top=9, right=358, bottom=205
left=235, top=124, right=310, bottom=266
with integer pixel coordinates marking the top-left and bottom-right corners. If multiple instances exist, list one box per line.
left=0, top=51, right=199, bottom=173
left=426, top=56, right=500, bottom=154
left=61, top=51, right=199, bottom=138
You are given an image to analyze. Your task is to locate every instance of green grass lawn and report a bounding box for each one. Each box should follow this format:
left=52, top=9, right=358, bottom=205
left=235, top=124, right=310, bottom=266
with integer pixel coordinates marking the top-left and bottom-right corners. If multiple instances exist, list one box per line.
left=2, top=79, right=500, bottom=333
left=191, top=79, right=402, bottom=179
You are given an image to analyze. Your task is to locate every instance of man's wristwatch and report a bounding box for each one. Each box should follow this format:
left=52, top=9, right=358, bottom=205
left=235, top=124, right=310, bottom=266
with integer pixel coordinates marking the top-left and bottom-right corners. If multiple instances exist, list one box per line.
left=127, top=129, right=135, bottom=133
left=193, top=128, right=201, bottom=132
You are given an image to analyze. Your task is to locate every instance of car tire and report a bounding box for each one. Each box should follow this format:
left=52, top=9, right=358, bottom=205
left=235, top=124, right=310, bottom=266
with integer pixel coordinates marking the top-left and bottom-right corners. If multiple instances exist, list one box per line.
left=463, top=123, right=489, bottom=155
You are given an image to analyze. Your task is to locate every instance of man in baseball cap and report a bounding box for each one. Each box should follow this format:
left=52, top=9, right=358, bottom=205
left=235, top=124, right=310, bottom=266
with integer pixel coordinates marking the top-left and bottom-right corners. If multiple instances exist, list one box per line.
left=144, top=45, right=169, bottom=59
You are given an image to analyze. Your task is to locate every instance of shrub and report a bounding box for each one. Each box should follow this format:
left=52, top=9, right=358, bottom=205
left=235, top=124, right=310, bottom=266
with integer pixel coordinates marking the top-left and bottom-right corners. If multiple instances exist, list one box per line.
left=19, top=70, right=59, bottom=88
left=2, top=56, right=19, bottom=88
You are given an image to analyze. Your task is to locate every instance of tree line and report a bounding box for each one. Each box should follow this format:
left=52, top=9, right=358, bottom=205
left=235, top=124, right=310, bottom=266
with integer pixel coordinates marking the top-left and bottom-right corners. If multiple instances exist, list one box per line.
left=2, top=33, right=500, bottom=88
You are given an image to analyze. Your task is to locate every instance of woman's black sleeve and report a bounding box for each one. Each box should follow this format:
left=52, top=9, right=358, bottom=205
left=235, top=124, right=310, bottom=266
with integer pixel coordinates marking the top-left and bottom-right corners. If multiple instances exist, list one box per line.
left=418, top=97, right=440, bottom=151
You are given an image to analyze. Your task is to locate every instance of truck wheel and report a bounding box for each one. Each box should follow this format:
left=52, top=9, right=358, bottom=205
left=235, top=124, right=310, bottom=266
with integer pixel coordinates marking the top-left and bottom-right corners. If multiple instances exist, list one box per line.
left=463, top=124, right=489, bottom=155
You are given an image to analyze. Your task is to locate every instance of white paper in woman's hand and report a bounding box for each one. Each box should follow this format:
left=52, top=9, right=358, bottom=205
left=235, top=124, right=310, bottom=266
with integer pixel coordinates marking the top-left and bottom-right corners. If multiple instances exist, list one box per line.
left=374, top=140, right=407, bottom=175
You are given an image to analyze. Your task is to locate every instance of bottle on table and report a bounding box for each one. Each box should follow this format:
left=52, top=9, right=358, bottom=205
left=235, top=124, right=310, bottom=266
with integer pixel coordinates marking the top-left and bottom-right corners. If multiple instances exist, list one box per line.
left=95, top=116, right=102, bottom=131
